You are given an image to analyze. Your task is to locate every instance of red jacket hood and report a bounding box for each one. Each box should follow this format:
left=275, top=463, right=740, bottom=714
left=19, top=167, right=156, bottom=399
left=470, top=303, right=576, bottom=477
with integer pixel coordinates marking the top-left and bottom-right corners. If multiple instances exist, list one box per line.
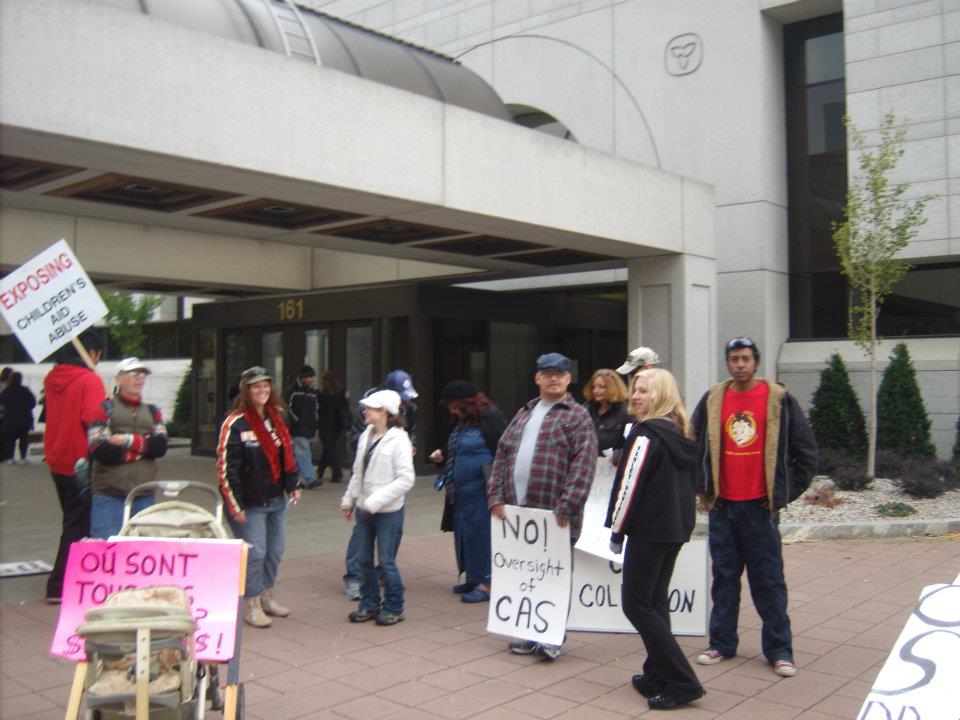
left=46, top=363, right=99, bottom=393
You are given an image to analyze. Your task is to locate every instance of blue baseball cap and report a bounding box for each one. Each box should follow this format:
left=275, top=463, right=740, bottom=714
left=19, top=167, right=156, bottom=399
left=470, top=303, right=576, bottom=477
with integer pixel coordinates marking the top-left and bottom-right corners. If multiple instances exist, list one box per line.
left=536, top=353, right=571, bottom=373
left=384, top=369, right=419, bottom=401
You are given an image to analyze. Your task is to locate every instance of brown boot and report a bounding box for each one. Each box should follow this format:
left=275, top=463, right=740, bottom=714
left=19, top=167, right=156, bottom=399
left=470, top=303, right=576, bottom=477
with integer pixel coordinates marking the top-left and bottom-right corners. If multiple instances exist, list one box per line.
left=243, top=596, right=272, bottom=628
left=260, top=588, right=290, bottom=617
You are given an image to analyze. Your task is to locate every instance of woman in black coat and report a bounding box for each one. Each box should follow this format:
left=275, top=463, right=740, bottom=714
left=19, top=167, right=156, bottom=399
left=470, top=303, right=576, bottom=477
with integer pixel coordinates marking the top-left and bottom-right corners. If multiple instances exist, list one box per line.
left=583, top=368, right=631, bottom=465
left=0, top=372, right=36, bottom=464
left=605, top=368, right=705, bottom=711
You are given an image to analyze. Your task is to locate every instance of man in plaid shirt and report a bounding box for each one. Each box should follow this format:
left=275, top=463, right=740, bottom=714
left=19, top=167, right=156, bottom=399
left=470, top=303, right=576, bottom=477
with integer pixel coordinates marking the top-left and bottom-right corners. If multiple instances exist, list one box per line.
left=487, top=352, right=598, bottom=660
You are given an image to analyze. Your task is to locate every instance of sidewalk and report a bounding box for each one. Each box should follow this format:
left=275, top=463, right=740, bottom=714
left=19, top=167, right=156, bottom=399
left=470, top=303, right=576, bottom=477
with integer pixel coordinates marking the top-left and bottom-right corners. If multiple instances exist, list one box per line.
left=2, top=451, right=958, bottom=719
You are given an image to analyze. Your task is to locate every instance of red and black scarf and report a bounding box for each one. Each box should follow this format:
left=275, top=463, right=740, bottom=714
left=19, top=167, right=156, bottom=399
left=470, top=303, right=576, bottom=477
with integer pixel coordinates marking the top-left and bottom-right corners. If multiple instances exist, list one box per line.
left=244, top=405, right=296, bottom=484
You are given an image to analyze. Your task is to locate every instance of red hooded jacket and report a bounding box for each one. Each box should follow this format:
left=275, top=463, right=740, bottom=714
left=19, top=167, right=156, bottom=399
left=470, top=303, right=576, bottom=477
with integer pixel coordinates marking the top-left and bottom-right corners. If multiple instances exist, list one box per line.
left=43, top=363, right=106, bottom=476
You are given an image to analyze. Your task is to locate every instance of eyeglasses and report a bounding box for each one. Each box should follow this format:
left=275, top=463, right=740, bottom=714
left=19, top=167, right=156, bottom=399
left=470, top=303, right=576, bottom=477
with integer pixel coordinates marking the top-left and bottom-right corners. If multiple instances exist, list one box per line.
left=725, top=337, right=755, bottom=350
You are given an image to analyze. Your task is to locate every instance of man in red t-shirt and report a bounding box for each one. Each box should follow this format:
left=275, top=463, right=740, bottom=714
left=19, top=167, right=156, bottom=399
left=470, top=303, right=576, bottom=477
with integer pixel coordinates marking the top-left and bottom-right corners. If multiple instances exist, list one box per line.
left=690, top=338, right=818, bottom=678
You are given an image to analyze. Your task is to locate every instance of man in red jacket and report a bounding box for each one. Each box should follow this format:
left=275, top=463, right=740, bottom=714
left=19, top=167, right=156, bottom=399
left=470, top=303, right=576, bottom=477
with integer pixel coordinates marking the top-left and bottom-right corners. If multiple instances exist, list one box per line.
left=42, top=330, right=105, bottom=603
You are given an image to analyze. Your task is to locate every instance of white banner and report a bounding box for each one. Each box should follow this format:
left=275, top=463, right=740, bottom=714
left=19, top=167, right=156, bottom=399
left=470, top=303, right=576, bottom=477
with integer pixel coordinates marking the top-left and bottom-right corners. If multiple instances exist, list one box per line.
left=488, top=506, right=571, bottom=647
left=858, top=573, right=960, bottom=720
left=0, top=239, right=107, bottom=362
left=572, top=461, right=709, bottom=635
left=568, top=540, right=708, bottom=636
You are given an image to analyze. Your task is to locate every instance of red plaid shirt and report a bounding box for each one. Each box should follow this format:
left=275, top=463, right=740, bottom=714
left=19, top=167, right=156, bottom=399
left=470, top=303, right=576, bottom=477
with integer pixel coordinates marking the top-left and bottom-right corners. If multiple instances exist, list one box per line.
left=487, top=393, right=598, bottom=540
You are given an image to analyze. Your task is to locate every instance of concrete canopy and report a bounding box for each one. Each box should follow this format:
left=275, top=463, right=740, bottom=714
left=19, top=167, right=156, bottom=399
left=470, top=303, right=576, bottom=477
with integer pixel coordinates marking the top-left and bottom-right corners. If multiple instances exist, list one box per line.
left=0, top=0, right=713, bottom=295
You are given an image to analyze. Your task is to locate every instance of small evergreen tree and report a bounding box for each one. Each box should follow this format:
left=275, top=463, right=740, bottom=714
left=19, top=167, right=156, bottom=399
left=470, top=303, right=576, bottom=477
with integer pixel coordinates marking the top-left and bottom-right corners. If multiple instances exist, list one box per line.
left=808, top=353, right=867, bottom=460
left=877, top=343, right=935, bottom=459
left=169, top=364, right=192, bottom=438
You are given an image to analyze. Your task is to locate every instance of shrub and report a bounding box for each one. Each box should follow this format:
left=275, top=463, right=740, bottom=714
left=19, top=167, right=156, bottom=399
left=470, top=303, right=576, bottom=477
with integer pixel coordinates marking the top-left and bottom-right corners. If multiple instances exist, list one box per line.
left=808, top=354, right=867, bottom=460
left=874, top=450, right=906, bottom=479
left=875, top=501, right=916, bottom=518
left=953, top=416, right=960, bottom=461
left=943, top=459, right=960, bottom=491
left=830, top=464, right=872, bottom=492
left=818, top=447, right=856, bottom=476
left=897, top=458, right=947, bottom=499
left=877, top=343, right=935, bottom=459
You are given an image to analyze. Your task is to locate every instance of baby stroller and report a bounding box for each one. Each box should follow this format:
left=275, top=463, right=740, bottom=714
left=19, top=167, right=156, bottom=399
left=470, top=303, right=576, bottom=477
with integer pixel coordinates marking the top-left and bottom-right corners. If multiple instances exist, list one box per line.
left=119, top=480, right=239, bottom=717
left=98, top=480, right=244, bottom=719
left=75, top=585, right=198, bottom=720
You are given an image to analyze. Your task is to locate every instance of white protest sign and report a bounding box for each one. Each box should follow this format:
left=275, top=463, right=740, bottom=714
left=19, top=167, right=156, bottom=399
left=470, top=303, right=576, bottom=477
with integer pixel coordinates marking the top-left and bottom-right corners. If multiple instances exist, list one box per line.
left=575, top=461, right=618, bottom=560
left=858, top=575, right=960, bottom=720
left=488, top=506, right=571, bottom=647
left=568, top=540, right=708, bottom=636
left=0, top=239, right=107, bottom=362
left=572, top=461, right=709, bottom=635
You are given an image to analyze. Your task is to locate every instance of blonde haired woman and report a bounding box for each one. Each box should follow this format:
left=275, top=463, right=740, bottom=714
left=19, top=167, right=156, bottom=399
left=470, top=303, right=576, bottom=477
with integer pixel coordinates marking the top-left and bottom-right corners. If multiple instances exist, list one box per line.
left=605, top=369, right=705, bottom=711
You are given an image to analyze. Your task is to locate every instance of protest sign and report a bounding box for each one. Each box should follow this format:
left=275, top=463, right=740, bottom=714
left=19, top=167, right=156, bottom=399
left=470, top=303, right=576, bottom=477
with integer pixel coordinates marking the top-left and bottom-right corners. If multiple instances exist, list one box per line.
left=51, top=538, right=245, bottom=663
left=572, top=460, right=709, bottom=635
left=488, top=506, right=571, bottom=647
left=858, top=573, right=960, bottom=720
left=0, top=239, right=107, bottom=362
left=574, top=460, right=618, bottom=560
left=568, top=540, right=708, bottom=635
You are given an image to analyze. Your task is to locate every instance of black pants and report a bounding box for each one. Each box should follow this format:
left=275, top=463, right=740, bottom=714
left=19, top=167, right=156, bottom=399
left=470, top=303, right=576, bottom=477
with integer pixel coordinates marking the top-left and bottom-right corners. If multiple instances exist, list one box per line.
left=317, top=430, right=343, bottom=481
left=2, top=425, right=30, bottom=461
left=622, top=539, right=702, bottom=694
left=46, top=473, right=91, bottom=599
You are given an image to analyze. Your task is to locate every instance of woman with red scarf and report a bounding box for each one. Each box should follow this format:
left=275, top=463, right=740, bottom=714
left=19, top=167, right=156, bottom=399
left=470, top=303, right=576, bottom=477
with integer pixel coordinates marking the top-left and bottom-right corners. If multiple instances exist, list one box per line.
left=218, top=366, right=302, bottom=628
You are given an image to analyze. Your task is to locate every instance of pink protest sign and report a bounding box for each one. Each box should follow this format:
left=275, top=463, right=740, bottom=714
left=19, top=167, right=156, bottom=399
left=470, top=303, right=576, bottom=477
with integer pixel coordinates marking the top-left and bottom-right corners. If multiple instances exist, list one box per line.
left=51, top=538, right=245, bottom=663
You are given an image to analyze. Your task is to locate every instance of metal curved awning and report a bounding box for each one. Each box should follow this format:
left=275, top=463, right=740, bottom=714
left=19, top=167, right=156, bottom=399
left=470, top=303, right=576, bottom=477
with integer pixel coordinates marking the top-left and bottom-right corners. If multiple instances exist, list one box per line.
left=135, top=0, right=512, bottom=121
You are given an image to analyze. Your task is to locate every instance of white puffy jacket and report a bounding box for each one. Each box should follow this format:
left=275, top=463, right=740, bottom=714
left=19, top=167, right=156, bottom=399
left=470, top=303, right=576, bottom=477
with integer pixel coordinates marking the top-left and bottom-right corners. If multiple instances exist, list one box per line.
left=340, top=426, right=415, bottom=514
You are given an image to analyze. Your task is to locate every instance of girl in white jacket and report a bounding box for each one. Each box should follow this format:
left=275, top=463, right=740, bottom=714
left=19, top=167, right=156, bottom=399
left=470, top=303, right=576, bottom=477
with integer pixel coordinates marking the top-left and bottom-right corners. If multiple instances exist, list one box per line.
left=340, top=389, right=415, bottom=625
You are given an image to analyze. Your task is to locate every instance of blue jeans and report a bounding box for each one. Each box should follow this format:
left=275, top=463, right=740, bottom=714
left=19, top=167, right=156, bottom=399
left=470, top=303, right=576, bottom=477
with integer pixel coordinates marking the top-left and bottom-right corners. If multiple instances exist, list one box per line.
left=344, top=523, right=363, bottom=586
left=355, top=508, right=405, bottom=615
left=708, top=499, right=793, bottom=663
left=91, top=493, right=154, bottom=539
left=292, top=436, right=316, bottom=485
left=227, top=495, right=287, bottom=599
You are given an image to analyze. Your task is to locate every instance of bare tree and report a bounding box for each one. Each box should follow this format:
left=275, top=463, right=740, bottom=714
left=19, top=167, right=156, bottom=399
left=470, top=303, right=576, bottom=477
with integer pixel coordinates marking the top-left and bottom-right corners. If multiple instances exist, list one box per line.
left=832, top=112, right=933, bottom=479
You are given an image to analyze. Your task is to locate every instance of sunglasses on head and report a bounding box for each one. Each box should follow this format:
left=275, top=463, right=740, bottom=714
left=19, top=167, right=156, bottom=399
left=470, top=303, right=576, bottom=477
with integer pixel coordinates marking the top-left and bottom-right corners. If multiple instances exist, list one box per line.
left=725, top=337, right=755, bottom=350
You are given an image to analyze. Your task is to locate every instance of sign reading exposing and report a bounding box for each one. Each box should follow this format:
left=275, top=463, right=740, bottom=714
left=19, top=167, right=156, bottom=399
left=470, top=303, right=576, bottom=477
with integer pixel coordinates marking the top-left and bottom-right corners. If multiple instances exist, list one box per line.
left=488, top=506, right=571, bottom=647
left=858, top=575, right=960, bottom=720
left=0, top=239, right=108, bottom=362
left=51, top=538, right=245, bottom=663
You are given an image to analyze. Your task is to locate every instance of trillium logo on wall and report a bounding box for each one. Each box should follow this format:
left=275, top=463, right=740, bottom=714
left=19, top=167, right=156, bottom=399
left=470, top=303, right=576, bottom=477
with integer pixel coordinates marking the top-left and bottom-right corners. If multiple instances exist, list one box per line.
left=665, top=33, right=702, bottom=76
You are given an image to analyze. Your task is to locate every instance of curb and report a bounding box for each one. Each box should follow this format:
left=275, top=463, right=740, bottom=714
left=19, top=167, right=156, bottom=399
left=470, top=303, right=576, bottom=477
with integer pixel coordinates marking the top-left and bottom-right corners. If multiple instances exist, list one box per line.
left=693, top=518, right=960, bottom=541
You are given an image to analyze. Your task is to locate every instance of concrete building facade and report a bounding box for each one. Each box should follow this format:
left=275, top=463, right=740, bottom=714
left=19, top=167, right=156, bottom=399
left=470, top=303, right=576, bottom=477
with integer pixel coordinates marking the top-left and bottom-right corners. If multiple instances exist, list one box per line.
left=1, top=0, right=958, bottom=455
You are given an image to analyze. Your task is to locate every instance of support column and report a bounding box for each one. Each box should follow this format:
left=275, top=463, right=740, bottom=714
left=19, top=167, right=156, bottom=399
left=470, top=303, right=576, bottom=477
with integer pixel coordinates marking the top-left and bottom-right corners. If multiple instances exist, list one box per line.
left=627, top=254, right=717, bottom=403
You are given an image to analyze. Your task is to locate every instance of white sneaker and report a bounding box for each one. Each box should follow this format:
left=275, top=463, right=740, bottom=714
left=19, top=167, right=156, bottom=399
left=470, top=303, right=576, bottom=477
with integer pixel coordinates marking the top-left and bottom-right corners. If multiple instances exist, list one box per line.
left=19, top=458, right=29, bottom=465
left=774, top=659, right=797, bottom=677
left=696, top=648, right=727, bottom=665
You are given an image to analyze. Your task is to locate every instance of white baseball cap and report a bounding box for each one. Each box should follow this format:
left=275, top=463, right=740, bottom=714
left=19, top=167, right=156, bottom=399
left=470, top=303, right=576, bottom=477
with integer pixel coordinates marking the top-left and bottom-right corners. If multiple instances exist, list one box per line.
left=115, top=357, right=151, bottom=376
left=360, top=389, right=401, bottom=416
left=616, top=347, right=660, bottom=375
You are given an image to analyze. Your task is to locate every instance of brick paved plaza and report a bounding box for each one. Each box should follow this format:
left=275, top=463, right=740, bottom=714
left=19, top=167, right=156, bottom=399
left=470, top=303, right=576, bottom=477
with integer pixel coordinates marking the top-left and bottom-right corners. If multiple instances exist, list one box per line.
left=2, top=450, right=958, bottom=719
